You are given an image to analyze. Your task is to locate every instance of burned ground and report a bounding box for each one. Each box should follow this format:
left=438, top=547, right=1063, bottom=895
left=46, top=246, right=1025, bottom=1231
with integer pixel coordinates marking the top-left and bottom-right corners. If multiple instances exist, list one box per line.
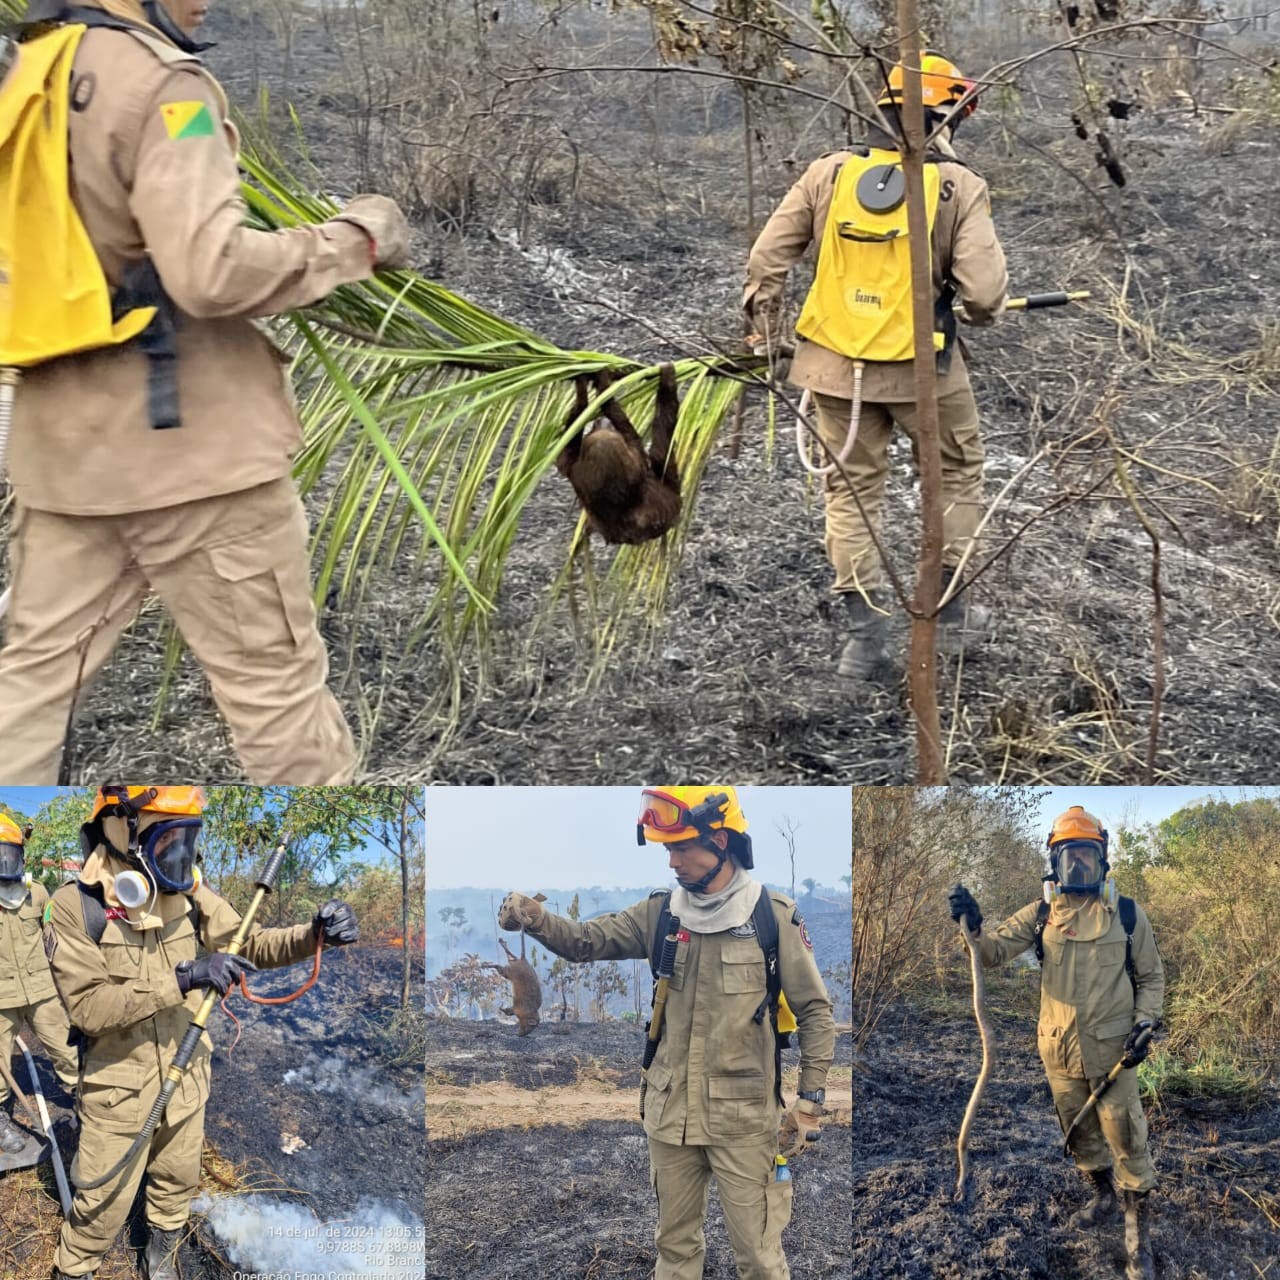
left=856, top=1001, right=1280, bottom=1279
left=11, top=4, right=1278, bottom=784
left=426, top=1017, right=853, bottom=1279
left=0, top=943, right=424, bottom=1279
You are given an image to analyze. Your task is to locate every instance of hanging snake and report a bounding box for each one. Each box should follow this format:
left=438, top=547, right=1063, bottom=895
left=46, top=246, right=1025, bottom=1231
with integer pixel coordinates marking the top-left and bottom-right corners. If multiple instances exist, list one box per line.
left=954, top=917, right=993, bottom=1204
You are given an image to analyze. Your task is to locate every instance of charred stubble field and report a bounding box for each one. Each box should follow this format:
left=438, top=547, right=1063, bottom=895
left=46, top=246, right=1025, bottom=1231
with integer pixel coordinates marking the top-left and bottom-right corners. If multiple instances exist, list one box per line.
left=0, top=944, right=424, bottom=1279
left=11, top=5, right=1278, bottom=783
left=426, top=1018, right=854, bottom=1279
left=856, top=1002, right=1280, bottom=1280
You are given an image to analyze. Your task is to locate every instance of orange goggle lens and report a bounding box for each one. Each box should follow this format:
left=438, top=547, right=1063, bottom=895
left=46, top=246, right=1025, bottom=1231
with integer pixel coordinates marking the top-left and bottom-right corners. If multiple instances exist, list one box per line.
left=638, top=791, right=690, bottom=833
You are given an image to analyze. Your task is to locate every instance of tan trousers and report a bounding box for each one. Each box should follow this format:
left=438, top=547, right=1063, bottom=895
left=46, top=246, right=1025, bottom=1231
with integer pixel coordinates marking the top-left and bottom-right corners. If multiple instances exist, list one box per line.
left=1047, top=1065, right=1157, bottom=1192
left=0, top=479, right=355, bottom=783
left=0, top=996, right=79, bottom=1103
left=813, top=387, right=985, bottom=594
left=649, top=1134, right=793, bottom=1280
left=56, top=1063, right=208, bottom=1273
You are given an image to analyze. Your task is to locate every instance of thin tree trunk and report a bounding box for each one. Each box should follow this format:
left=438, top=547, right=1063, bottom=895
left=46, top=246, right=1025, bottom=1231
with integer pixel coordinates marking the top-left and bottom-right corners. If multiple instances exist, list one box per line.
left=729, top=85, right=757, bottom=461
left=398, top=787, right=411, bottom=1013
left=895, top=0, right=947, bottom=782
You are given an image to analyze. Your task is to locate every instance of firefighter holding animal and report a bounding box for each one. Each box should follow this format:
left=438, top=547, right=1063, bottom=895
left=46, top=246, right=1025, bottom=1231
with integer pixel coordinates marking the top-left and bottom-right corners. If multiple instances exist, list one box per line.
left=0, top=0, right=413, bottom=783
left=42, top=786, right=359, bottom=1280
left=0, top=813, right=79, bottom=1158
left=948, top=805, right=1164, bottom=1280
left=744, top=53, right=1008, bottom=681
left=499, top=786, right=836, bottom=1280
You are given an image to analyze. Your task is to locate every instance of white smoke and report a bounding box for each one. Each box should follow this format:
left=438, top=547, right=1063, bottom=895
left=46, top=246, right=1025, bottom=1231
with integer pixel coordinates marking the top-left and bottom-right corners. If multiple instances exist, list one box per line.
left=194, top=1193, right=424, bottom=1277
left=282, top=1054, right=424, bottom=1115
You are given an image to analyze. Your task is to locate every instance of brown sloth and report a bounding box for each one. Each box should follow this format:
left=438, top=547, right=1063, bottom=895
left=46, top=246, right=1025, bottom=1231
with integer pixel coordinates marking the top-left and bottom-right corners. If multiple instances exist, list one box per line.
left=556, top=363, right=682, bottom=545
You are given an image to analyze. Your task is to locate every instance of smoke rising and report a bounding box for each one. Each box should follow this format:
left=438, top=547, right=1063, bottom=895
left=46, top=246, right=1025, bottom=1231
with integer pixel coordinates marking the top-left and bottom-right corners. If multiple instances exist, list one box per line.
left=282, top=1053, right=424, bottom=1115
left=194, top=1193, right=424, bottom=1277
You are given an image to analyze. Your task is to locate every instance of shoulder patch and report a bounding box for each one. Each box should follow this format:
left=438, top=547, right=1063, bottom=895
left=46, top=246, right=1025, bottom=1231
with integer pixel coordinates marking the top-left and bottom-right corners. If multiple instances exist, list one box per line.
left=42, top=901, right=53, bottom=926
left=160, top=101, right=216, bottom=141
left=43, top=923, right=57, bottom=962
left=791, top=910, right=813, bottom=950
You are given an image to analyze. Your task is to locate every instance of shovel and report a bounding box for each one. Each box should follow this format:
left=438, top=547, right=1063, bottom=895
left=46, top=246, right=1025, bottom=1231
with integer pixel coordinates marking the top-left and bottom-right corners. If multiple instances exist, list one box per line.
left=1062, top=1021, right=1159, bottom=1156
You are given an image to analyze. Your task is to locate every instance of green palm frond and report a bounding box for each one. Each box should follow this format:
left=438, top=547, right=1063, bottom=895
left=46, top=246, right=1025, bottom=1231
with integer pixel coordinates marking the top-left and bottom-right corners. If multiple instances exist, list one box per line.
left=236, top=138, right=754, bottom=656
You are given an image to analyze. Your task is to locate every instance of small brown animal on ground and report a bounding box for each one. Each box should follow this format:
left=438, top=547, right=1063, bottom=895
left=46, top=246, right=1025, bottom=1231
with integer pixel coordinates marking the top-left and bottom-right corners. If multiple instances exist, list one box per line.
left=485, top=936, right=543, bottom=1036
left=556, top=363, right=681, bottom=544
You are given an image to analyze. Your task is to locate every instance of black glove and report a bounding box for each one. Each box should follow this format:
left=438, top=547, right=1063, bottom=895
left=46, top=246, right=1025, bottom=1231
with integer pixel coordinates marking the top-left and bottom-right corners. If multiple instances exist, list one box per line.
left=1122, top=1020, right=1156, bottom=1067
left=948, top=884, right=982, bottom=932
left=313, top=899, right=359, bottom=946
left=176, top=952, right=257, bottom=996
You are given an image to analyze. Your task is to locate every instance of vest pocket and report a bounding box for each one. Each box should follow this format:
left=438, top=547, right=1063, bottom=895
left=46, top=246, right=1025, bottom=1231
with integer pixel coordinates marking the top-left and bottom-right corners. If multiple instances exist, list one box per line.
left=707, top=1073, right=767, bottom=1136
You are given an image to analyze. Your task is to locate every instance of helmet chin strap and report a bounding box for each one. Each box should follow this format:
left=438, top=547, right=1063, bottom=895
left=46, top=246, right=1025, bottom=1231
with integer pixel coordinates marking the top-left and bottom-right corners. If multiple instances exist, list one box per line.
left=682, top=849, right=728, bottom=895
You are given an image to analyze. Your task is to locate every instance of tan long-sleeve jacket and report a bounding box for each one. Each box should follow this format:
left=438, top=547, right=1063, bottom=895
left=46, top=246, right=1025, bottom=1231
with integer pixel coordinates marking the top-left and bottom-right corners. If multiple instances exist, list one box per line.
left=10, top=5, right=377, bottom=515
left=0, top=881, right=58, bottom=1007
left=44, top=850, right=317, bottom=1093
left=528, top=887, right=835, bottom=1145
left=744, top=138, right=1008, bottom=403
left=977, top=896, right=1165, bottom=1079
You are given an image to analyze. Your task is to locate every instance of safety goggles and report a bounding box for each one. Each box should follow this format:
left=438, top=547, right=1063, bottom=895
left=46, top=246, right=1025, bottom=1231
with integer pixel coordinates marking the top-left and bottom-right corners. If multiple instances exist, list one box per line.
left=1055, top=840, right=1105, bottom=889
left=637, top=790, right=698, bottom=836
left=0, top=841, right=25, bottom=883
left=140, top=818, right=201, bottom=894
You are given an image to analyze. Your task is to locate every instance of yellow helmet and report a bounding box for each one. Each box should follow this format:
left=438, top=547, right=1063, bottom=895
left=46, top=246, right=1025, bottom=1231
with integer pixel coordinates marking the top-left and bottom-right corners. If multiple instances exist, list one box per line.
left=92, top=786, right=206, bottom=820
left=877, top=51, right=977, bottom=117
left=0, top=814, right=24, bottom=846
left=637, top=787, right=748, bottom=844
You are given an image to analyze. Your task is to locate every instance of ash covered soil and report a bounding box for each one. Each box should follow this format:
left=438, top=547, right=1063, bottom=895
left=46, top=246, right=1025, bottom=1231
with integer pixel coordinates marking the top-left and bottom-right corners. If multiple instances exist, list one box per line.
left=426, top=1017, right=854, bottom=1279
left=0, top=943, right=424, bottom=1280
left=857, top=1002, right=1280, bottom=1280
left=30, top=5, right=1280, bottom=783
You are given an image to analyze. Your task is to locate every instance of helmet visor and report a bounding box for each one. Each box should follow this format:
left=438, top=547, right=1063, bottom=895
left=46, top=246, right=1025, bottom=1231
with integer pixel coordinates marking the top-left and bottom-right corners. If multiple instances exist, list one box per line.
left=638, top=790, right=695, bottom=836
left=1056, top=840, right=1105, bottom=890
left=141, top=819, right=201, bottom=893
left=0, top=842, right=25, bottom=882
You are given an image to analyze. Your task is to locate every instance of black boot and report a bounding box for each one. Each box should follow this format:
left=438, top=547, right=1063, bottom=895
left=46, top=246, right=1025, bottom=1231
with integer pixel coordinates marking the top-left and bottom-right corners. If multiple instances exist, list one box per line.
left=837, top=590, right=891, bottom=680
left=0, top=1108, right=27, bottom=1155
left=1123, top=1190, right=1154, bottom=1280
left=141, top=1225, right=183, bottom=1280
left=938, top=567, right=990, bottom=655
left=1069, top=1167, right=1119, bottom=1229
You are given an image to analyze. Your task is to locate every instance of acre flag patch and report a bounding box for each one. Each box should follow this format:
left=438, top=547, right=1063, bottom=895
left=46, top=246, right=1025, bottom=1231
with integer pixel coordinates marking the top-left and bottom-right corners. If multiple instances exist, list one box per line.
left=159, top=100, right=215, bottom=140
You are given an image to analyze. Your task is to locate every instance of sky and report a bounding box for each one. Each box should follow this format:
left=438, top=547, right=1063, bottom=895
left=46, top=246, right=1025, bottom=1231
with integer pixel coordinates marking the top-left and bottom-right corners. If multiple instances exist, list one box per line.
left=425, top=786, right=852, bottom=889
left=1029, top=786, right=1273, bottom=846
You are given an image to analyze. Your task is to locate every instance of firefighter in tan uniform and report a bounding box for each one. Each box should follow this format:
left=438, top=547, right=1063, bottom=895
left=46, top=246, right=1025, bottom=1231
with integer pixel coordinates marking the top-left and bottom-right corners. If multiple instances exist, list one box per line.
left=499, top=787, right=836, bottom=1280
left=0, top=0, right=412, bottom=783
left=744, top=53, right=1008, bottom=680
left=949, top=806, right=1164, bottom=1280
left=43, top=786, right=360, bottom=1280
left=0, top=813, right=79, bottom=1156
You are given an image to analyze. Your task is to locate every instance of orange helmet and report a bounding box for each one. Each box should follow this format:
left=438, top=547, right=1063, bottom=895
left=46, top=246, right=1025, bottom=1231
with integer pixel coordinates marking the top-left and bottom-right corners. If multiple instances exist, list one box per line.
left=92, top=786, right=206, bottom=820
left=91, top=786, right=206, bottom=894
left=1047, top=805, right=1107, bottom=850
left=1047, top=805, right=1109, bottom=894
left=0, top=813, right=28, bottom=885
left=877, top=52, right=977, bottom=118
